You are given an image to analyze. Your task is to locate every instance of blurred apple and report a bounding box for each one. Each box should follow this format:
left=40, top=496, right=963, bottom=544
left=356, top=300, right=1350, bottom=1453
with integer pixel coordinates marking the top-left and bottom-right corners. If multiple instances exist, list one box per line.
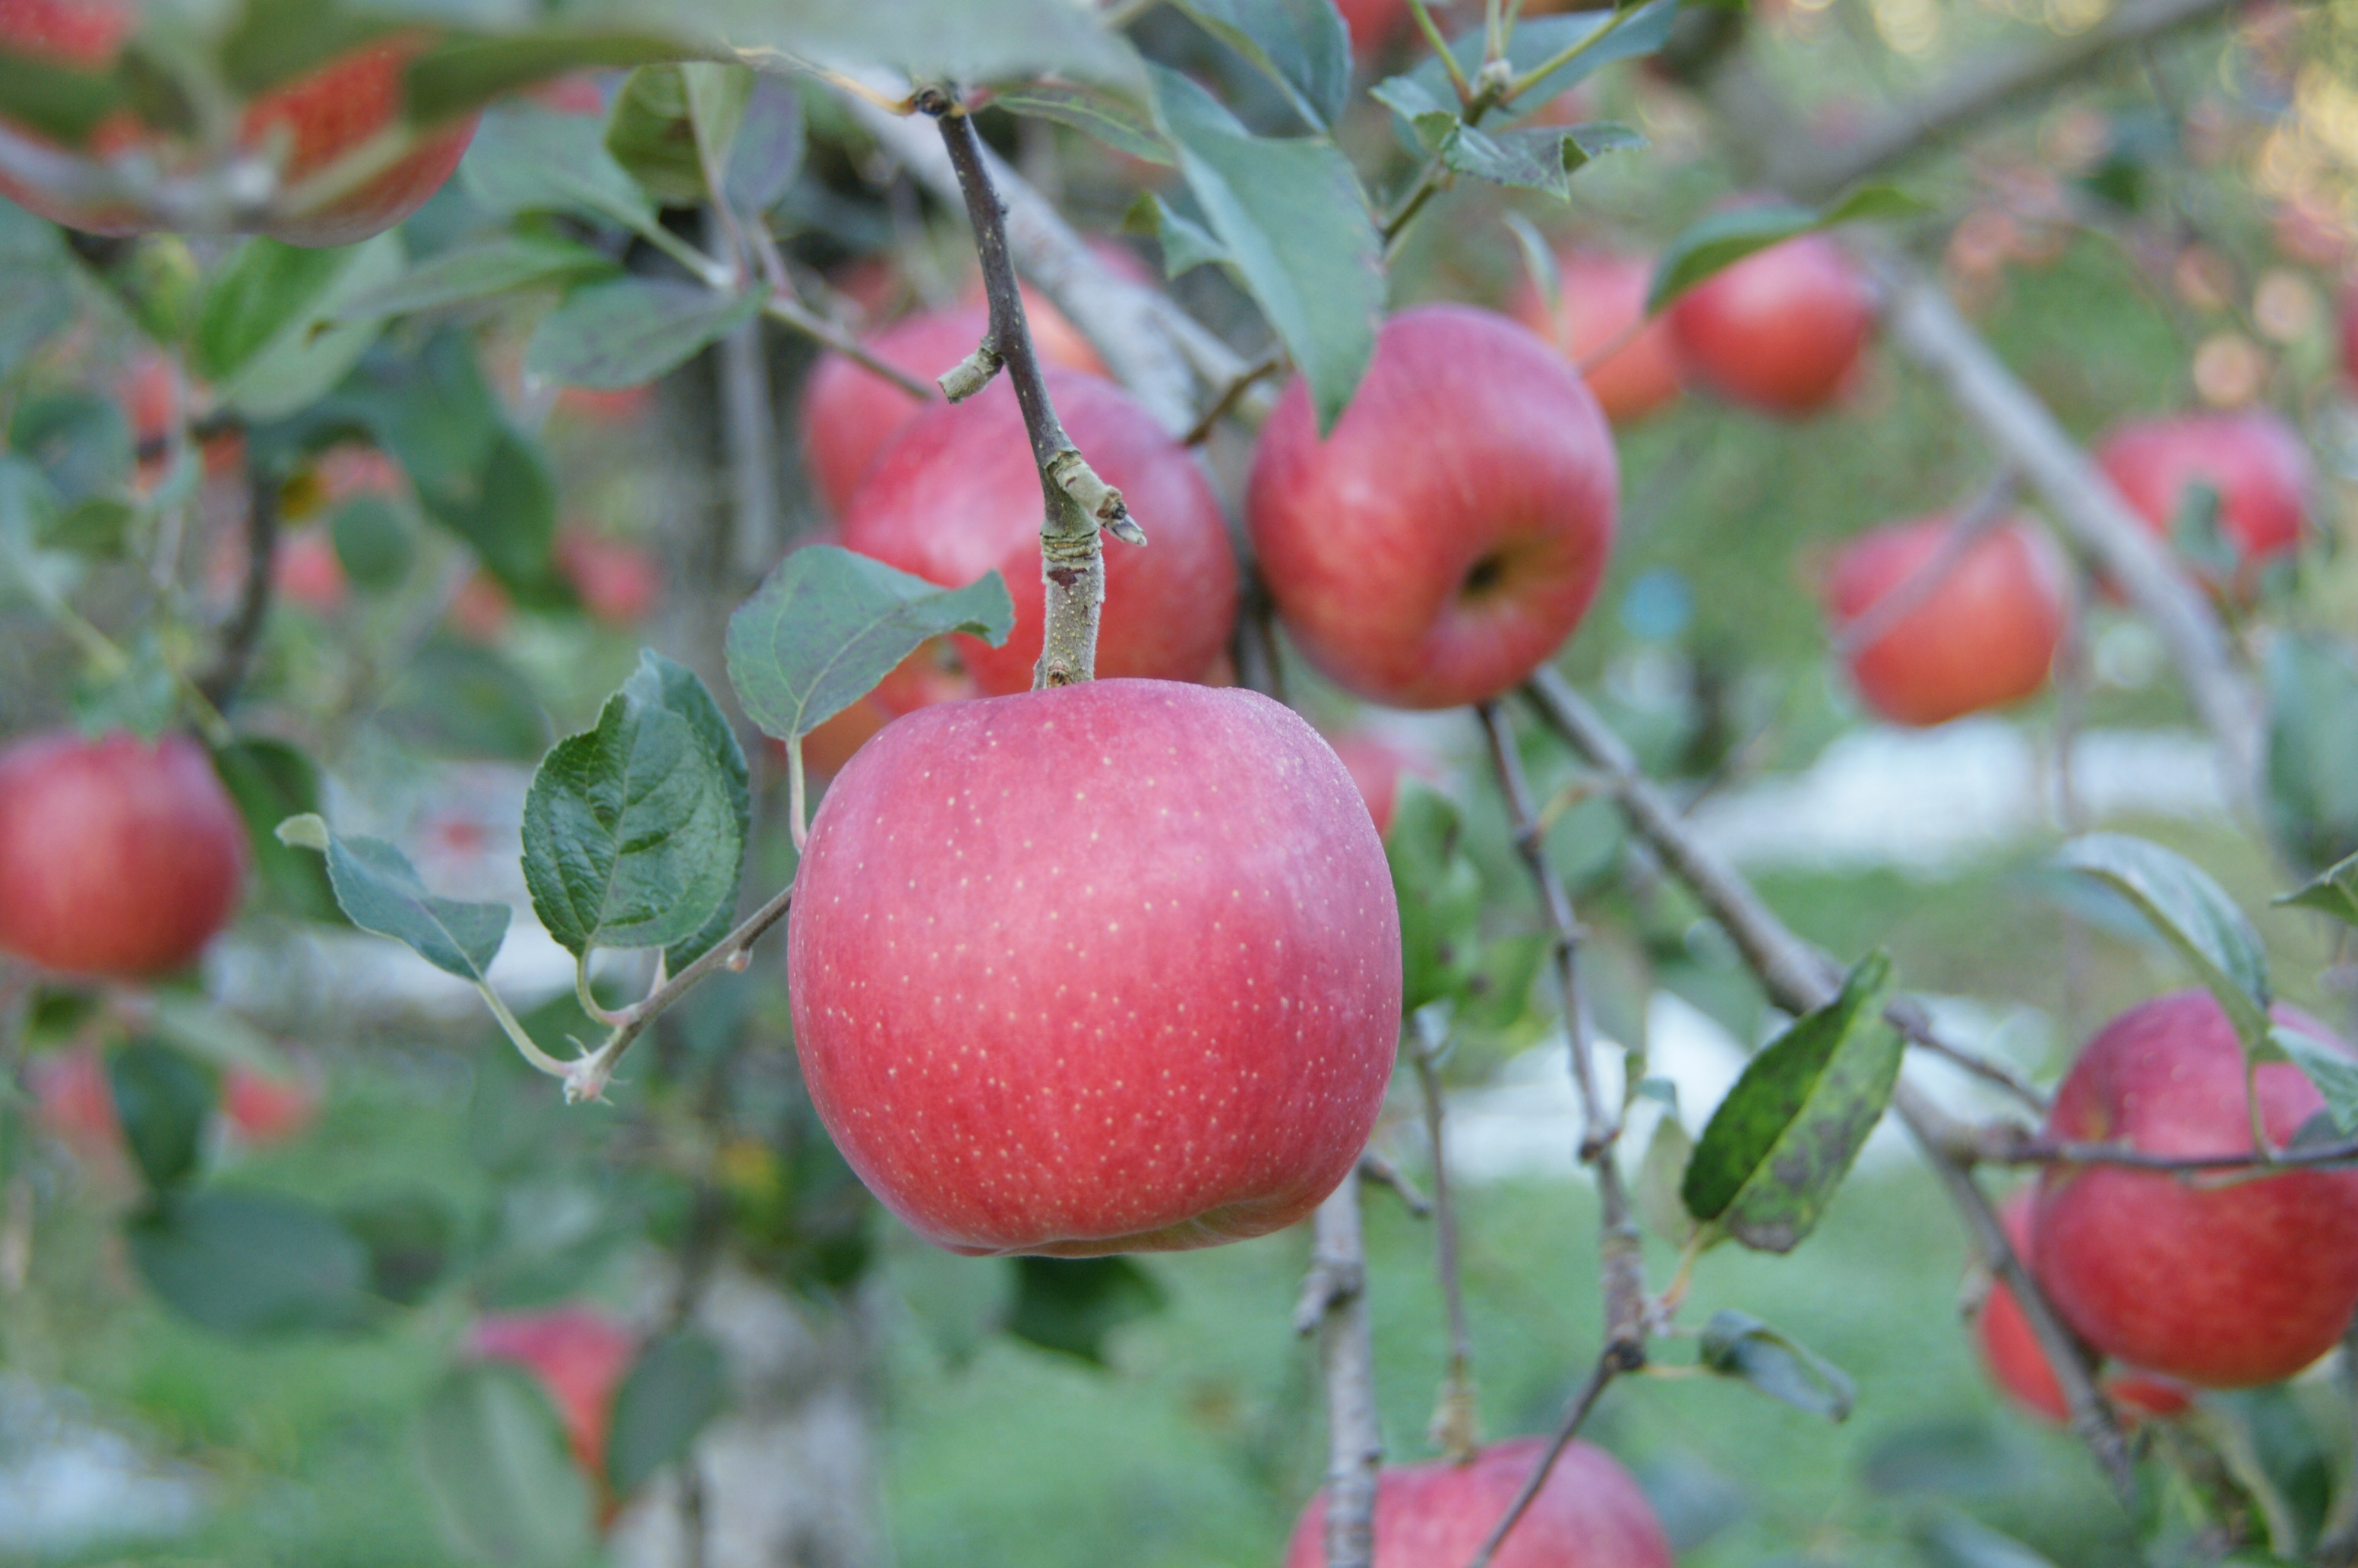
left=553, top=530, right=661, bottom=627
left=1511, top=248, right=1684, bottom=424
left=467, top=1307, right=637, bottom=1491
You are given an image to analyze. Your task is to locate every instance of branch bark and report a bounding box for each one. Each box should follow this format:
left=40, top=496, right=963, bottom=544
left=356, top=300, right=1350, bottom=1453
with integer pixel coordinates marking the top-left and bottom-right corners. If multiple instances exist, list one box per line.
left=1297, top=1173, right=1383, bottom=1568
left=1772, top=0, right=2247, bottom=201
left=196, top=443, right=277, bottom=711
left=1521, top=669, right=2138, bottom=1503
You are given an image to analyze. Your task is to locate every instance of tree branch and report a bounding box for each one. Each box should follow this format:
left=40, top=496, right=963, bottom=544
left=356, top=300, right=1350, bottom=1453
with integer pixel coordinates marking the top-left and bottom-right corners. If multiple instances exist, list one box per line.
left=1411, top=1007, right=1480, bottom=1460
left=1830, top=469, right=2021, bottom=661
left=1772, top=0, right=2248, bottom=201
left=196, top=444, right=278, bottom=711
left=1462, top=1351, right=1620, bottom=1568
left=1520, top=669, right=2138, bottom=1503
left=1297, top=1173, right=1383, bottom=1568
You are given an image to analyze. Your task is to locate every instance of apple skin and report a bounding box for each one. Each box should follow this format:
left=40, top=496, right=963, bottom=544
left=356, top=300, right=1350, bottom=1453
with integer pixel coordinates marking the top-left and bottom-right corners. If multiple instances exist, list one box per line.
left=2034, top=989, right=2358, bottom=1389
left=1665, top=232, right=1875, bottom=416
left=1246, top=304, right=1619, bottom=711
left=799, top=301, right=1104, bottom=517
left=786, top=679, right=1402, bottom=1257
left=2091, top=411, right=2312, bottom=596
left=1335, top=0, right=1410, bottom=55
left=1824, top=514, right=2069, bottom=727
left=842, top=371, right=1239, bottom=701
left=1510, top=249, right=1685, bottom=424
left=1975, top=1190, right=2189, bottom=1426
left=553, top=531, right=661, bottom=627
left=0, top=730, right=248, bottom=981
left=467, top=1307, right=637, bottom=1488
left=1280, top=1436, right=1673, bottom=1568
left=0, top=6, right=478, bottom=248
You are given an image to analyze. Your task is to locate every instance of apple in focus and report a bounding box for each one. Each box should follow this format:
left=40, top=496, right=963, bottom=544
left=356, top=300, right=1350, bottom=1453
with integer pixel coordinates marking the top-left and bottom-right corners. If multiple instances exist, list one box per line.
left=786, top=679, right=1402, bottom=1257
left=1247, top=304, right=1619, bottom=710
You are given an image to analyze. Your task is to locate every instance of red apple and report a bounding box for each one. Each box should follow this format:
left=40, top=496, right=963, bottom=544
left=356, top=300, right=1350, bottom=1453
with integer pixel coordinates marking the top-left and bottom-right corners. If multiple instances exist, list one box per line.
left=466, top=1307, right=637, bottom=1488
left=28, top=1042, right=121, bottom=1156
left=1327, top=732, right=1440, bottom=838
left=275, top=529, right=349, bottom=612
left=1823, top=514, right=2069, bottom=727
left=799, top=300, right=1105, bottom=517
left=1336, top=0, right=1411, bottom=55
left=1510, top=249, right=1685, bottom=424
left=1665, top=231, right=1875, bottom=416
left=0, top=5, right=479, bottom=248
left=786, top=679, right=1400, bottom=1257
left=123, top=353, right=242, bottom=485
left=1247, top=304, right=1618, bottom=710
left=2092, top=411, right=2312, bottom=596
left=1280, top=1436, right=1673, bottom=1568
left=447, top=571, right=514, bottom=642
left=0, top=730, right=247, bottom=981
left=553, top=530, right=661, bottom=627
left=1975, top=1190, right=2191, bottom=1426
left=2034, top=989, right=2358, bottom=1389
left=221, top=1064, right=319, bottom=1147
left=842, top=371, right=1238, bottom=701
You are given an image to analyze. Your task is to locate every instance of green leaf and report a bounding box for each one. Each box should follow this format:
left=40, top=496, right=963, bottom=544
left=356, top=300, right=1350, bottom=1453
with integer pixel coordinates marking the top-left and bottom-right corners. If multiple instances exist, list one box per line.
left=40, top=496, right=137, bottom=558
left=1682, top=951, right=1901, bottom=1253
left=1004, top=1256, right=1167, bottom=1365
left=417, top=1363, right=599, bottom=1568
left=605, top=1331, right=727, bottom=1498
left=2256, top=1025, right=2358, bottom=1136
left=2262, top=634, right=2358, bottom=876
left=2277, top=851, right=2358, bottom=930
left=10, top=393, right=131, bottom=502
left=1388, top=0, right=1681, bottom=128
left=1171, top=0, right=1350, bottom=130
left=1386, top=779, right=1484, bottom=1015
left=722, top=75, right=806, bottom=214
left=523, top=652, right=748, bottom=959
left=381, top=637, right=554, bottom=761
left=605, top=62, right=753, bottom=207
left=146, top=991, right=296, bottom=1081
left=219, top=232, right=403, bottom=422
left=403, top=27, right=702, bottom=128
left=1915, top=1509, right=2062, bottom=1568
left=193, top=239, right=349, bottom=384
left=525, top=278, right=763, bottom=390
left=646, top=654, right=752, bottom=974
left=1647, top=185, right=1928, bottom=312
left=280, top=814, right=510, bottom=985
left=1372, top=76, right=1644, bottom=198
left=705, top=0, right=1147, bottom=99
left=108, top=1039, right=215, bottom=1193
left=332, top=495, right=416, bottom=591
left=2169, top=479, right=2237, bottom=584
left=724, top=545, right=1012, bottom=741
left=1697, top=1309, right=1856, bottom=1421
left=334, top=234, right=617, bottom=322
left=2056, top=833, right=2271, bottom=1053
left=461, top=103, right=662, bottom=238
left=128, top=1190, right=371, bottom=1336
left=0, top=53, right=120, bottom=144
left=338, top=1189, right=456, bottom=1307
left=1001, top=84, right=1171, bottom=167
left=70, top=626, right=176, bottom=741
left=474, top=1178, right=625, bottom=1310
left=1151, top=68, right=1380, bottom=433
left=0, top=202, right=74, bottom=379
left=1635, top=1112, right=1696, bottom=1247
left=1121, top=192, right=1228, bottom=277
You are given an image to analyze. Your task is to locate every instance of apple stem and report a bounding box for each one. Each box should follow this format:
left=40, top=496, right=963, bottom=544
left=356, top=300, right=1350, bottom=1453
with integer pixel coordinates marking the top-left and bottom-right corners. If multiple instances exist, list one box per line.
left=919, top=90, right=1144, bottom=689
left=1519, top=669, right=2141, bottom=1506
left=787, top=737, right=810, bottom=854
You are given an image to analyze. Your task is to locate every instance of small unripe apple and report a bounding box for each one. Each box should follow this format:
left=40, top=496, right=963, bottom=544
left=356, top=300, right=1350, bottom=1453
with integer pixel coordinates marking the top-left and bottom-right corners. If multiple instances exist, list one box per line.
left=1823, top=514, right=2069, bottom=727
left=787, top=680, right=1401, bottom=1257
left=2091, top=410, right=2312, bottom=596
left=1666, top=231, right=1875, bottom=416
left=1974, top=1190, right=2189, bottom=1426
left=842, top=371, right=1239, bottom=701
left=0, top=730, right=247, bottom=981
left=0, top=5, right=479, bottom=248
left=221, top=1064, right=319, bottom=1147
left=1247, top=304, right=1618, bottom=710
left=466, top=1307, right=637, bottom=1487
left=1510, top=248, right=1685, bottom=424
left=1280, top=1436, right=1674, bottom=1568
left=799, top=301, right=1104, bottom=517
left=2034, top=989, right=2358, bottom=1389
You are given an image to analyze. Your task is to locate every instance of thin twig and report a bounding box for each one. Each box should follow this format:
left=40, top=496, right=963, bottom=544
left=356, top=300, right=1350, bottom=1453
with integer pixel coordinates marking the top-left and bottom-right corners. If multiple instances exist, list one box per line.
left=1969, top=1122, right=2358, bottom=1174
left=2317, top=1314, right=2358, bottom=1566
left=1182, top=346, right=1285, bottom=446
left=761, top=293, right=936, bottom=400
left=713, top=220, right=783, bottom=581
left=195, top=443, right=277, bottom=711
left=1830, top=470, right=2021, bottom=660
left=1360, top=1147, right=1433, bottom=1217
left=1411, top=1007, right=1479, bottom=1461
left=1462, top=1352, right=1620, bottom=1568
left=1519, top=669, right=2139, bottom=1503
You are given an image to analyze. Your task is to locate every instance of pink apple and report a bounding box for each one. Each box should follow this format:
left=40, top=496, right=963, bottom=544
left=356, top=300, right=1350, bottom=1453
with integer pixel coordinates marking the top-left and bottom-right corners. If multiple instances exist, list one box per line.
left=2034, top=989, right=2358, bottom=1389
left=1246, top=305, right=1618, bottom=710
left=1666, top=230, right=1875, bottom=416
left=553, top=530, right=661, bottom=627
left=842, top=371, right=1238, bottom=701
left=221, top=1064, right=319, bottom=1147
left=276, top=530, right=349, bottom=612
left=786, top=680, right=1401, bottom=1257
left=1281, top=1436, right=1673, bottom=1568
left=1823, top=514, right=2069, bottom=727
left=1975, top=1190, right=2190, bottom=1426
left=1510, top=248, right=1685, bottom=424
left=467, top=1307, right=637, bottom=1491
left=0, top=730, right=247, bottom=981
left=2092, top=411, right=2312, bottom=596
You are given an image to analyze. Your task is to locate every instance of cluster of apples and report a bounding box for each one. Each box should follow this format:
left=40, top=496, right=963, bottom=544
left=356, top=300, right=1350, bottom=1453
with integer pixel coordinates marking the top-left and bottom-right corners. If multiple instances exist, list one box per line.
left=1974, top=991, right=2358, bottom=1424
